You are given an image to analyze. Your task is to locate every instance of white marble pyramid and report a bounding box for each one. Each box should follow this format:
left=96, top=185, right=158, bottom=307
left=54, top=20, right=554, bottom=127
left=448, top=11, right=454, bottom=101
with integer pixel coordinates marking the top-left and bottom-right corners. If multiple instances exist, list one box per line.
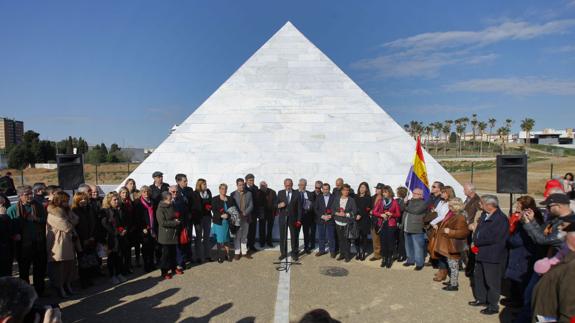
left=122, top=21, right=463, bottom=195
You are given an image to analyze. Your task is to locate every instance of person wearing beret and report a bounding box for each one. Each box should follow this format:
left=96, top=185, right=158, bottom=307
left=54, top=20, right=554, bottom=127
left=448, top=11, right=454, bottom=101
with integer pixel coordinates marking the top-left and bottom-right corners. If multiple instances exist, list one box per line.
left=149, top=171, right=170, bottom=211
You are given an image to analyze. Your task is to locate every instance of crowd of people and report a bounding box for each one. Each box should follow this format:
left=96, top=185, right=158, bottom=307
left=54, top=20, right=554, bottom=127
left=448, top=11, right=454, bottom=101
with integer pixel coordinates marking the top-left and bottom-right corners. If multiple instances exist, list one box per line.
left=1, top=170, right=575, bottom=322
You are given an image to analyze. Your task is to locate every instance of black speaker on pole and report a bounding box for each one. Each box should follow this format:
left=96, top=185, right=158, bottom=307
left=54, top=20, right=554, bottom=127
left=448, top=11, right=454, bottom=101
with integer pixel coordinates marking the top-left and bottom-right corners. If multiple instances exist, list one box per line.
left=56, top=154, right=85, bottom=190
left=496, top=154, right=528, bottom=194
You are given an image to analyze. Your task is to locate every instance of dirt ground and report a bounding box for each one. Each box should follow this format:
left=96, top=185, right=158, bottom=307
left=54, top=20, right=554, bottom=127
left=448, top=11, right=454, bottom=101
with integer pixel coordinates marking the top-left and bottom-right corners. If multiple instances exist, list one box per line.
left=452, top=156, right=574, bottom=197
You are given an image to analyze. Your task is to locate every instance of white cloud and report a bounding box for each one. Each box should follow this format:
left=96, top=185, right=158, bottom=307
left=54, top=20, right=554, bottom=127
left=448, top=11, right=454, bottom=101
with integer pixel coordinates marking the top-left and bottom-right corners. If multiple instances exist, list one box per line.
left=445, top=77, right=575, bottom=95
left=383, top=20, right=575, bottom=52
left=352, top=50, right=497, bottom=78
left=352, top=19, right=575, bottom=78
left=546, top=44, right=575, bottom=53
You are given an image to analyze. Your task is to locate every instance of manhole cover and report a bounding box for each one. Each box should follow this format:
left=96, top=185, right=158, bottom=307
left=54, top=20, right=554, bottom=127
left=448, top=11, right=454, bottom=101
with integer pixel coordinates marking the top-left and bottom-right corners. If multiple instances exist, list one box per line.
left=319, top=266, right=349, bottom=277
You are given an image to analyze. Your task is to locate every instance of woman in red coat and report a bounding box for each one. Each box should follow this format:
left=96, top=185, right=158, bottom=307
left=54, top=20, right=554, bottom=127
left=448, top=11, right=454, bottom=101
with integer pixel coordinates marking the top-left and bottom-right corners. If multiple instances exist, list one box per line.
left=372, top=185, right=401, bottom=268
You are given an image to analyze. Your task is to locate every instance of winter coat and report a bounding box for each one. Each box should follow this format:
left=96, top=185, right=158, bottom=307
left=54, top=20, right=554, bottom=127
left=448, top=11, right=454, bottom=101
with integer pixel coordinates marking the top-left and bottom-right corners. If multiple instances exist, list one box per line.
left=432, top=212, right=469, bottom=260
left=531, top=251, right=575, bottom=322
left=402, top=198, right=428, bottom=234
left=472, top=208, right=509, bottom=264
left=46, top=205, right=79, bottom=262
left=505, top=222, right=537, bottom=283
left=156, top=202, right=180, bottom=245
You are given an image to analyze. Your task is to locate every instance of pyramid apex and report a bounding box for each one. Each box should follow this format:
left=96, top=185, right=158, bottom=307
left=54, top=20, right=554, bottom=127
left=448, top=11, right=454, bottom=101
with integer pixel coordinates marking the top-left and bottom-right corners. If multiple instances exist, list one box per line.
left=278, top=20, right=299, bottom=32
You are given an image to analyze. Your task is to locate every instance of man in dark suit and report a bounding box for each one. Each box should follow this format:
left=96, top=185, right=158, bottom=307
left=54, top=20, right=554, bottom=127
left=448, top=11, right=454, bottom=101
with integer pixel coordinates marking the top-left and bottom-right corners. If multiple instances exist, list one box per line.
left=245, top=174, right=261, bottom=252
left=298, top=178, right=316, bottom=254
left=277, top=178, right=302, bottom=260
left=314, top=183, right=335, bottom=257
left=259, top=181, right=277, bottom=248
left=469, top=194, right=509, bottom=315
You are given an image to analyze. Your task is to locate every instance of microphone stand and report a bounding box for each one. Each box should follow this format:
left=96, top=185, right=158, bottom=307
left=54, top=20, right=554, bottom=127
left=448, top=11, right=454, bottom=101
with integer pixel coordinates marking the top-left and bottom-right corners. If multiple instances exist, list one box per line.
left=274, top=207, right=301, bottom=272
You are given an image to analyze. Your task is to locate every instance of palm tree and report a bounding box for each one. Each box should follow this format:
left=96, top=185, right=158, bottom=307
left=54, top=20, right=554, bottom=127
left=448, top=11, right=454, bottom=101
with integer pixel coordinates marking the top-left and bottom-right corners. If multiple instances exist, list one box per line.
left=460, top=117, right=469, bottom=150
left=454, top=118, right=468, bottom=156
left=497, top=127, right=510, bottom=154
left=424, top=125, right=433, bottom=150
left=442, top=120, right=453, bottom=155
left=478, top=121, right=487, bottom=156
left=520, top=118, right=535, bottom=146
left=470, top=114, right=478, bottom=151
left=488, top=118, right=496, bottom=151
left=432, top=122, right=443, bottom=155
left=505, top=118, right=513, bottom=143
left=408, top=120, right=421, bottom=139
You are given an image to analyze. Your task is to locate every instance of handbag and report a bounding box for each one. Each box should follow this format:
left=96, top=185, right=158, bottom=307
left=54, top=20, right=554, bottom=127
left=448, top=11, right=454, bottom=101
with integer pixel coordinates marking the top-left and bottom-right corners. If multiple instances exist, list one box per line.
left=179, top=227, right=191, bottom=245
left=346, top=221, right=359, bottom=240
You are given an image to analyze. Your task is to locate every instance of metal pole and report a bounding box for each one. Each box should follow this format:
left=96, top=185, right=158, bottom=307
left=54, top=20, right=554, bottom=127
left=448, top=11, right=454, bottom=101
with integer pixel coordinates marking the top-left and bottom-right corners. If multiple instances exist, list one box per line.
left=471, top=162, right=474, bottom=184
left=95, top=164, right=99, bottom=185
left=20, top=169, right=24, bottom=186
left=509, top=193, right=513, bottom=215
left=550, top=163, right=554, bottom=179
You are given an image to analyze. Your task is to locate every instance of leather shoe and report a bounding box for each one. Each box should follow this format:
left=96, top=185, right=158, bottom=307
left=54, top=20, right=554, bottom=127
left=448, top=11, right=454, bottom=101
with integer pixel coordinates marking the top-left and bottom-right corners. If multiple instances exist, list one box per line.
left=330, top=253, right=337, bottom=259
left=468, top=300, right=488, bottom=307
left=233, top=255, right=241, bottom=261
left=244, top=253, right=253, bottom=259
left=278, top=254, right=287, bottom=260
left=292, top=254, right=299, bottom=261
left=337, top=255, right=345, bottom=261
left=369, top=256, right=381, bottom=261
left=414, top=266, right=423, bottom=271
left=442, top=285, right=458, bottom=291
left=403, top=262, right=414, bottom=267
left=480, top=308, right=499, bottom=315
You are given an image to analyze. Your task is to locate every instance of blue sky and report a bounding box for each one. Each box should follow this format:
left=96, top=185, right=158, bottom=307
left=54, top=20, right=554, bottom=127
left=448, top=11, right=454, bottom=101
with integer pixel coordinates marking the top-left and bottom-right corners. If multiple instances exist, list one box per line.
left=1, top=0, right=574, bottom=147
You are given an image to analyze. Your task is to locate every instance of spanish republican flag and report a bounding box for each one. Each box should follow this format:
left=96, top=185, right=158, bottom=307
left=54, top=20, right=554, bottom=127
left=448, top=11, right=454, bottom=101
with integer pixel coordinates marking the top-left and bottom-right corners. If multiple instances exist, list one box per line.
left=405, top=136, right=431, bottom=200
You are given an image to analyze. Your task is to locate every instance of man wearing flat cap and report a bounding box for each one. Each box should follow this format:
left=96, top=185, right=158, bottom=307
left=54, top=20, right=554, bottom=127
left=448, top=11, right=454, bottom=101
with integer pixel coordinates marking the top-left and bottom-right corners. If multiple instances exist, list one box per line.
left=150, top=171, right=170, bottom=210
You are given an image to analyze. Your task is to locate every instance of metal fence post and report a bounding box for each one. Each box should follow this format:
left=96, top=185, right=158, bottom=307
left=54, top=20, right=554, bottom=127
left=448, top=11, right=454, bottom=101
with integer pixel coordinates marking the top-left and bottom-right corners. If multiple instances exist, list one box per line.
left=471, top=162, right=474, bottom=184
left=550, top=163, right=554, bottom=179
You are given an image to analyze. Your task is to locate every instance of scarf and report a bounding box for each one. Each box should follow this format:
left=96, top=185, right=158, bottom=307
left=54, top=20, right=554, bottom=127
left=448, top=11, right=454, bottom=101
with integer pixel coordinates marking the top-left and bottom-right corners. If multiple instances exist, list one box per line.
left=17, top=200, right=39, bottom=220
left=123, top=197, right=133, bottom=215
left=382, top=198, right=392, bottom=210
left=442, top=211, right=455, bottom=223
left=509, top=212, right=521, bottom=234
left=140, top=197, right=154, bottom=230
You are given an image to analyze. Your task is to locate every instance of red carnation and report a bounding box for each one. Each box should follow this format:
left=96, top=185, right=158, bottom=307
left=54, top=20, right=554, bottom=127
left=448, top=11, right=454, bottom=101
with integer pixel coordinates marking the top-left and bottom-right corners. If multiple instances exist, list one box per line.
left=339, top=207, right=344, bottom=212
left=175, top=212, right=181, bottom=219
left=366, top=207, right=371, bottom=212
left=295, top=221, right=302, bottom=229
left=219, top=208, right=224, bottom=213
left=205, top=204, right=213, bottom=211
left=326, top=208, right=332, bottom=214
left=471, top=246, right=479, bottom=254
left=117, top=226, right=125, bottom=233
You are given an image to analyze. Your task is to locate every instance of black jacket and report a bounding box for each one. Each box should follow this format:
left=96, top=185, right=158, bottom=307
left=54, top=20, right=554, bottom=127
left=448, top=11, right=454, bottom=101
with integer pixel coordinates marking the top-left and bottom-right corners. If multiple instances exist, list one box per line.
left=211, top=195, right=237, bottom=225
left=298, top=190, right=315, bottom=223
left=277, top=189, right=302, bottom=222
left=191, top=189, right=213, bottom=224
left=149, top=182, right=170, bottom=210
left=314, top=193, right=335, bottom=223
left=473, top=208, right=509, bottom=264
